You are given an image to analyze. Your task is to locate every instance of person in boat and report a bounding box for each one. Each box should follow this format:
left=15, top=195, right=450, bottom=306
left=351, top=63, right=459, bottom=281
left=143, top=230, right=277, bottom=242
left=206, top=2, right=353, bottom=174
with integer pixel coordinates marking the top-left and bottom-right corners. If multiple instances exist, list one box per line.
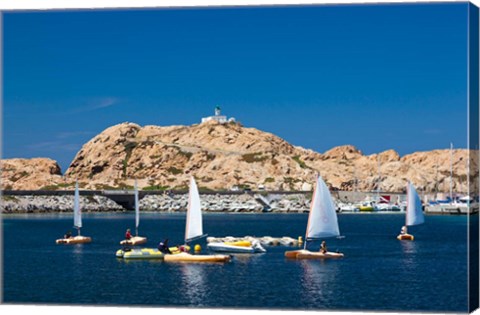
left=125, top=229, right=132, bottom=240
left=400, top=226, right=407, bottom=235
left=320, top=241, right=327, bottom=254
left=158, top=239, right=172, bottom=254
left=64, top=231, right=72, bottom=239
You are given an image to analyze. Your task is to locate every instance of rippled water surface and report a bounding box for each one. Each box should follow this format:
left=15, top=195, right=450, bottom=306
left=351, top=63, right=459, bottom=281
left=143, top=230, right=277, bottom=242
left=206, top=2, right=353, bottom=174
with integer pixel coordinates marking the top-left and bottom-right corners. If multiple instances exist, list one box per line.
left=2, top=213, right=469, bottom=312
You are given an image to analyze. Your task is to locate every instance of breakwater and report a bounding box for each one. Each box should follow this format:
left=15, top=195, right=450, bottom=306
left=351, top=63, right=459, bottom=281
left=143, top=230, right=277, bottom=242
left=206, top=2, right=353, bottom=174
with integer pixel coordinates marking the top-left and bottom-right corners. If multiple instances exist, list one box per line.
left=0, top=192, right=313, bottom=213
left=2, top=190, right=476, bottom=215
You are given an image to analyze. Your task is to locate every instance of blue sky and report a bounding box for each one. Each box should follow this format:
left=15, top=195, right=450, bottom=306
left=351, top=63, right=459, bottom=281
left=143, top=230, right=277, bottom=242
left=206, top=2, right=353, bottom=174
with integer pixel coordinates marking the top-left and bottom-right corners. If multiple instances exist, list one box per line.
left=3, top=3, right=470, bottom=172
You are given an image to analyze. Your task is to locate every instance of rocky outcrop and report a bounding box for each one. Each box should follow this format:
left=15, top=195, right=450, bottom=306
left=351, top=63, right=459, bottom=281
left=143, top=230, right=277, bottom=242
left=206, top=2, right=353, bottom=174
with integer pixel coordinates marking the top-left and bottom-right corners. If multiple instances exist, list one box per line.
left=1, top=121, right=475, bottom=193
left=0, top=158, right=63, bottom=190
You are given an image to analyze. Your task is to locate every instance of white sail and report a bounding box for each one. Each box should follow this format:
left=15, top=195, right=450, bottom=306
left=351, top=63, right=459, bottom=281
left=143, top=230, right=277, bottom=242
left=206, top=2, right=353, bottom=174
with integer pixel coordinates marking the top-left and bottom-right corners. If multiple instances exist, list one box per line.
left=134, top=180, right=140, bottom=233
left=306, top=176, right=340, bottom=239
left=185, top=177, right=204, bottom=242
left=73, top=181, right=82, bottom=229
left=406, top=182, right=424, bottom=226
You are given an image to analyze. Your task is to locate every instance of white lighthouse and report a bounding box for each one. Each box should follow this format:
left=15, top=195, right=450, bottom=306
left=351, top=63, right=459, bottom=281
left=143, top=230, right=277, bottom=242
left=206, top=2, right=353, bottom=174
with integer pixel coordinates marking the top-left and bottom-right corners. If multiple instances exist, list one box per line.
left=201, top=106, right=234, bottom=124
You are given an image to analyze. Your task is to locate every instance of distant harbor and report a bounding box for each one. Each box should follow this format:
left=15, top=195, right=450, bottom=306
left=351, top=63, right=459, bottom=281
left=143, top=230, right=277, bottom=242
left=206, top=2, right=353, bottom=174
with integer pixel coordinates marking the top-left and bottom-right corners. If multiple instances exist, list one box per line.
left=1, top=189, right=477, bottom=215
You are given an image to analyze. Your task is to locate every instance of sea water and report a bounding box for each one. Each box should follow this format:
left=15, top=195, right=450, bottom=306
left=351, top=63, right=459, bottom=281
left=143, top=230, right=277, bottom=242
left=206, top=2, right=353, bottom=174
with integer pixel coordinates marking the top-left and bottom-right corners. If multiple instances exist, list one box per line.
left=2, top=213, right=469, bottom=312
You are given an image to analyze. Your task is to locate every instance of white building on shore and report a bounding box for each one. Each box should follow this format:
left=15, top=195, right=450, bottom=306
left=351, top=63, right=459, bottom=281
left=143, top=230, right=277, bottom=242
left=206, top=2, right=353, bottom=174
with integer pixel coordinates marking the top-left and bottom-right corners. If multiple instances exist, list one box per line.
left=201, top=106, right=235, bottom=124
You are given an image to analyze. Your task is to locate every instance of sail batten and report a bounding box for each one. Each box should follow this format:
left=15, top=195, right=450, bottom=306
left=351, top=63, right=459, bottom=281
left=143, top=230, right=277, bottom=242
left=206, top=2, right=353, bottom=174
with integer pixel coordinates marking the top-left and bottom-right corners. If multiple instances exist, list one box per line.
left=185, top=177, right=203, bottom=243
left=73, top=181, right=82, bottom=229
left=306, top=176, right=340, bottom=239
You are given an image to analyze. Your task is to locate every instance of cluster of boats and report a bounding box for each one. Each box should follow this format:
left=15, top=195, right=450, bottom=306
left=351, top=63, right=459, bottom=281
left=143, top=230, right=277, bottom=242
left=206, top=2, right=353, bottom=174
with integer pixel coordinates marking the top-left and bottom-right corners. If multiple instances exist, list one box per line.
left=336, top=200, right=403, bottom=213
left=56, top=174, right=425, bottom=262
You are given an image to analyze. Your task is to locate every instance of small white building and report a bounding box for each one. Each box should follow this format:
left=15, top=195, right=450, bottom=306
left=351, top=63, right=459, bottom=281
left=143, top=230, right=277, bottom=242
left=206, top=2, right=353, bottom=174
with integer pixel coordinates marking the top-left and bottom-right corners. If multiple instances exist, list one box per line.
left=201, top=106, right=234, bottom=124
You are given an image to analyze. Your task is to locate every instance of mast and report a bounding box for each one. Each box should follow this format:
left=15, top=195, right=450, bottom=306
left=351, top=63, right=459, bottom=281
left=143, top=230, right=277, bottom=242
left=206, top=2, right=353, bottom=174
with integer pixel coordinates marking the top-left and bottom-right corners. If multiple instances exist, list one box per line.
left=404, top=182, right=408, bottom=233
left=377, top=156, right=381, bottom=200
left=435, top=158, right=439, bottom=200
left=304, top=174, right=319, bottom=250
left=185, top=178, right=192, bottom=244
left=134, top=179, right=139, bottom=236
left=450, top=142, right=453, bottom=202
left=73, top=181, right=81, bottom=236
left=353, top=163, right=358, bottom=194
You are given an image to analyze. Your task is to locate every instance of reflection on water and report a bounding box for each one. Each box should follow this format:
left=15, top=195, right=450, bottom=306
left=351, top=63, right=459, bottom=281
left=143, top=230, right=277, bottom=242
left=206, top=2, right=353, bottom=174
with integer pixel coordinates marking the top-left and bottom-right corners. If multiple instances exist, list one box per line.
left=400, top=240, right=419, bottom=273
left=229, top=253, right=265, bottom=264
left=300, top=259, right=340, bottom=307
left=180, top=264, right=208, bottom=306
left=400, top=240, right=417, bottom=255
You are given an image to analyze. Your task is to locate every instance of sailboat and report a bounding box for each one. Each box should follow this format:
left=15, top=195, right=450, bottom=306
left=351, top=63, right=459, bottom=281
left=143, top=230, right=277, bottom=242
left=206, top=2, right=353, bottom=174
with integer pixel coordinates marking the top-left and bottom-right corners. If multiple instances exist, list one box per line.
left=397, top=182, right=425, bottom=240
left=120, top=180, right=147, bottom=246
left=285, top=175, right=344, bottom=259
left=164, top=177, right=230, bottom=263
left=56, top=181, right=92, bottom=244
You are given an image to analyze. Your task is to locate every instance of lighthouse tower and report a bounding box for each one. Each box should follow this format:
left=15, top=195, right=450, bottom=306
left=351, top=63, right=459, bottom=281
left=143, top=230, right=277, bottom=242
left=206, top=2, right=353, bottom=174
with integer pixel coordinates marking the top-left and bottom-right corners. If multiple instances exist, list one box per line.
left=215, top=106, right=221, bottom=116
left=201, top=106, right=230, bottom=124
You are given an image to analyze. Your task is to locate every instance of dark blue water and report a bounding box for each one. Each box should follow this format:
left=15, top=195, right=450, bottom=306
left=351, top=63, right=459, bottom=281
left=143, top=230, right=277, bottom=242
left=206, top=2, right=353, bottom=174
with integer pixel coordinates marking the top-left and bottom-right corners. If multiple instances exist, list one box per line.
left=2, top=213, right=469, bottom=312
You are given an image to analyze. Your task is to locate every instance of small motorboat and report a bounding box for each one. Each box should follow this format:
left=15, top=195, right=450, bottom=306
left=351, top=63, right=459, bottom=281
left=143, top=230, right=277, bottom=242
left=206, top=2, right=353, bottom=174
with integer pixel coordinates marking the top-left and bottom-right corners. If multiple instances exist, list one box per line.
left=163, top=252, right=231, bottom=263
left=207, top=240, right=266, bottom=253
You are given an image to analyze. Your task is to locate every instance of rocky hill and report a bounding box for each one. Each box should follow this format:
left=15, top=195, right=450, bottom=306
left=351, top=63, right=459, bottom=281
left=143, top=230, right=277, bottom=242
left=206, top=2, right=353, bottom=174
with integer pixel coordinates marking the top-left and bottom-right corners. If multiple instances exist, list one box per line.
left=1, top=121, right=476, bottom=193
left=1, top=158, right=64, bottom=190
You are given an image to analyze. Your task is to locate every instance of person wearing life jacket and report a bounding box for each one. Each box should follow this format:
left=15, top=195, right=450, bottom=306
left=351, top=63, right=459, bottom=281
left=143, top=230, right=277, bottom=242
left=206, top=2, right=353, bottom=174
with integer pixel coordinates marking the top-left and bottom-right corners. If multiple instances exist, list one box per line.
left=158, top=239, right=172, bottom=254
left=320, top=241, right=327, bottom=254
left=125, top=229, right=132, bottom=240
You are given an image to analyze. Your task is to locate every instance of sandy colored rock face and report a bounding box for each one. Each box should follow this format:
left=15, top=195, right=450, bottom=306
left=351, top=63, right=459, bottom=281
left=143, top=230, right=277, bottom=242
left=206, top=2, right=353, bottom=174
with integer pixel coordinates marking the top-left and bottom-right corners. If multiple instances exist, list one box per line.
left=1, top=121, right=476, bottom=193
left=1, top=158, right=63, bottom=190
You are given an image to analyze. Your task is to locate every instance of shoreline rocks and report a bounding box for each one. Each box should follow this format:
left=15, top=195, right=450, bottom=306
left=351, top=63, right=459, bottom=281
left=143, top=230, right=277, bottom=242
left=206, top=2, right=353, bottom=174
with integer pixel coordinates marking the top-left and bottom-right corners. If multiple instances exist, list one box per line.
left=1, top=193, right=310, bottom=213
left=1, top=195, right=124, bottom=213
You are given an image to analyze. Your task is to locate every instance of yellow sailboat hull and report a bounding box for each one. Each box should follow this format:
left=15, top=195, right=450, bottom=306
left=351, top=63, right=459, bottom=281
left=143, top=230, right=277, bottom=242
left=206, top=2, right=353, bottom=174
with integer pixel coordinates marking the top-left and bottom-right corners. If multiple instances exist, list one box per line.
left=120, top=236, right=147, bottom=246
left=397, top=233, right=414, bottom=241
left=56, top=236, right=92, bottom=244
left=285, top=249, right=344, bottom=259
left=116, top=246, right=190, bottom=259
